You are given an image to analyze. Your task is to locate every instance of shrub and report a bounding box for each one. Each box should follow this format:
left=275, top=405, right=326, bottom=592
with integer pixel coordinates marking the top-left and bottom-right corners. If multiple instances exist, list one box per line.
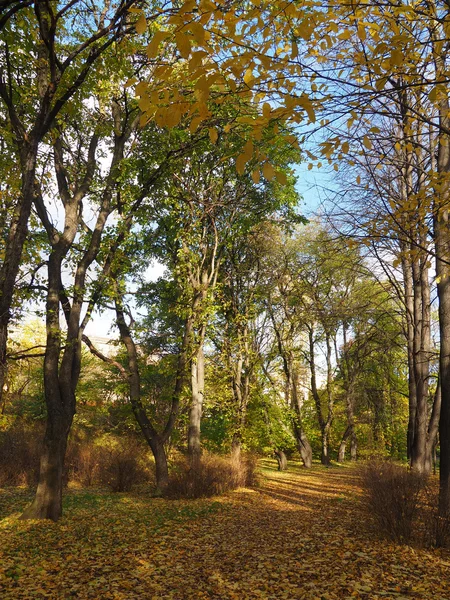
left=166, top=452, right=258, bottom=499
left=361, top=460, right=427, bottom=543
left=419, top=482, right=450, bottom=548
left=239, top=453, right=259, bottom=488
left=65, top=437, right=101, bottom=487
left=97, top=439, right=150, bottom=492
left=0, top=424, right=42, bottom=487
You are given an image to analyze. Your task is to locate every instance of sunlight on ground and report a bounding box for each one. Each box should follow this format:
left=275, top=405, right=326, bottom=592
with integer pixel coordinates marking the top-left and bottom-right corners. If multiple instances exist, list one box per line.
left=1, top=461, right=449, bottom=599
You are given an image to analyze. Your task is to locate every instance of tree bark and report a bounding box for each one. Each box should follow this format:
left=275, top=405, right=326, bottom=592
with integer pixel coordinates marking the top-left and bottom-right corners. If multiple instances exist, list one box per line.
left=231, top=433, right=242, bottom=463
left=337, top=386, right=356, bottom=463
left=230, top=356, right=250, bottom=464
left=402, top=255, right=417, bottom=461
left=150, top=438, right=169, bottom=495
left=291, top=368, right=312, bottom=468
left=188, top=338, right=205, bottom=461
left=317, top=330, right=334, bottom=465
left=433, top=37, right=450, bottom=522
left=337, top=425, right=351, bottom=463
left=20, top=414, right=72, bottom=520
left=410, top=256, right=432, bottom=473
left=350, top=432, right=357, bottom=461
left=274, top=450, right=287, bottom=471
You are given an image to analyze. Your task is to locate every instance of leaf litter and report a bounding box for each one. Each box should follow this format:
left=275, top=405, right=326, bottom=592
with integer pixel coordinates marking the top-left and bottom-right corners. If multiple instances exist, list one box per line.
left=0, top=462, right=449, bottom=599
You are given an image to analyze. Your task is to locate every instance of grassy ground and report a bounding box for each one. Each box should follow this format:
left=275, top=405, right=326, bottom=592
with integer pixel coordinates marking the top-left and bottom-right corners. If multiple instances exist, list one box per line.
left=1, top=460, right=449, bottom=599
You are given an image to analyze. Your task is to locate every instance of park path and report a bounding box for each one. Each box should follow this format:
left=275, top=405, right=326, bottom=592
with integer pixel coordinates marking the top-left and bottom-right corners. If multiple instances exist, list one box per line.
left=1, top=462, right=449, bottom=599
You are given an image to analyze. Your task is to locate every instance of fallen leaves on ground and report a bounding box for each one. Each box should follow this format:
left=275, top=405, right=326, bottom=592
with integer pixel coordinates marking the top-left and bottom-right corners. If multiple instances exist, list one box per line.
left=1, top=461, right=449, bottom=599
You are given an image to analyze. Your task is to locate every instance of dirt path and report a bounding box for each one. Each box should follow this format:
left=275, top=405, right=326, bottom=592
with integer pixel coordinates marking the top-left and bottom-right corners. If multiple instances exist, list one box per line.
left=1, top=462, right=449, bottom=599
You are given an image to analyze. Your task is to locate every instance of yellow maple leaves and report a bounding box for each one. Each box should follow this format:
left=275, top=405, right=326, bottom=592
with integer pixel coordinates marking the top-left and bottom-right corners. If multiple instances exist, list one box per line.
left=130, top=0, right=323, bottom=178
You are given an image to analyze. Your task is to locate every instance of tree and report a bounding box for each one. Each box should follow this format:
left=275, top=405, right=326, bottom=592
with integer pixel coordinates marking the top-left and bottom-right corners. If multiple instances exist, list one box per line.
left=263, top=228, right=313, bottom=467
left=0, top=0, right=138, bottom=413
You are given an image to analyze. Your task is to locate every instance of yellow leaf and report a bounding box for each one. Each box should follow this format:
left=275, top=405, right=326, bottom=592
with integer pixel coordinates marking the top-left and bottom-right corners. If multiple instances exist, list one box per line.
left=390, top=48, right=402, bottom=66
left=263, top=162, right=275, bottom=181
left=236, top=154, right=248, bottom=175
left=357, top=23, right=366, bottom=41
left=298, top=94, right=315, bottom=123
left=276, top=171, right=287, bottom=185
left=190, top=22, right=206, bottom=44
left=146, top=30, right=168, bottom=58
left=135, top=81, right=148, bottom=96
left=165, top=106, right=182, bottom=128
left=291, top=41, right=298, bottom=59
left=139, top=113, right=149, bottom=128
left=356, top=175, right=361, bottom=184
left=338, top=29, right=352, bottom=40
left=176, top=32, right=191, bottom=59
left=242, top=139, right=254, bottom=159
left=195, top=75, right=210, bottom=93
left=190, top=117, right=202, bottom=133
left=262, top=102, right=271, bottom=119
left=200, top=0, right=216, bottom=11
left=244, top=69, right=253, bottom=85
left=375, top=77, right=386, bottom=91
left=428, top=86, right=438, bottom=102
left=179, top=0, right=196, bottom=13
left=252, top=170, right=260, bottom=184
left=135, top=13, right=147, bottom=35
left=224, top=124, right=232, bottom=133
left=138, top=95, right=152, bottom=112
left=209, top=128, right=218, bottom=143
left=342, top=141, right=349, bottom=154
left=363, top=136, right=372, bottom=150
left=189, top=50, right=208, bottom=71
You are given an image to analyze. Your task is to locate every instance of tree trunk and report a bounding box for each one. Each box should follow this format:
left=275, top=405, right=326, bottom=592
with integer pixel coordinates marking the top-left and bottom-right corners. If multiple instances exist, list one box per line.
left=321, top=424, right=331, bottom=466
left=434, top=46, right=450, bottom=522
left=425, top=381, right=441, bottom=476
left=291, top=369, right=312, bottom=468
left=437, top=255, right=450, bottom=519
left=321, top=332, right=334, bottom=466
left=338, top=386, right=356, bottom=463
left=188, top=340, right=205, bottom=461
left=350, top=432, right=357, bottom=461
left=114, top=293, right=184, bottom=494
left=294, top=424, right=313, bottom=468
left=21, top=415, right=72, bottom=520
left=229, top=328, right=251, bottom=466
left=22, top=249, right=77, bottom=521
left=151, top=438, right=169, bottom=495
left=338, top=425, right=351, bottom=463
left=274, top=450, right=287, bottom=471
left=308, top=325, right=331, bottom=465
left=410, top=256, right=431, bottom=474
left=231, top=433, right=242, bottom=463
